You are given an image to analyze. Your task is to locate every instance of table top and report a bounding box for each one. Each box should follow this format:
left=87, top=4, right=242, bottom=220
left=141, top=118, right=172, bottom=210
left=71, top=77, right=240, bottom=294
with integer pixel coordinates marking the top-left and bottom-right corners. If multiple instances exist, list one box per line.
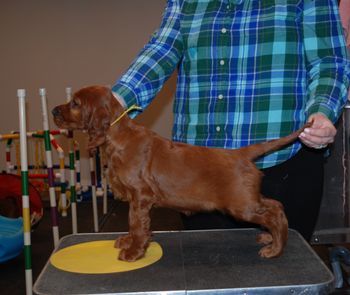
left=34, top=229, right=334, bottom=295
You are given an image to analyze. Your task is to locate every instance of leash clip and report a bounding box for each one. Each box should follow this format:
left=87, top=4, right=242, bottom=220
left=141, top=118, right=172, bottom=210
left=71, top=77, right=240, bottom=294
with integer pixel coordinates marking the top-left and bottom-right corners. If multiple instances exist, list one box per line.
left=110, top=104, right=142, bottom=126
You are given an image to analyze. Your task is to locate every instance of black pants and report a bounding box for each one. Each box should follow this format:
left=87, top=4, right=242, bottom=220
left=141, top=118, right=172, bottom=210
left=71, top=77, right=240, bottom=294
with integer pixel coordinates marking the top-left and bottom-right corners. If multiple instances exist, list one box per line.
left=181, top=147, right=325, bottom=242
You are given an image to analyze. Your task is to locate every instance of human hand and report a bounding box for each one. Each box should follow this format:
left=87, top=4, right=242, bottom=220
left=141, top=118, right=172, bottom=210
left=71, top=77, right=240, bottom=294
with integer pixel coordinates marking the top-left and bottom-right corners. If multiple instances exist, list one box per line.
left=299, top=113, right=336, bottom=149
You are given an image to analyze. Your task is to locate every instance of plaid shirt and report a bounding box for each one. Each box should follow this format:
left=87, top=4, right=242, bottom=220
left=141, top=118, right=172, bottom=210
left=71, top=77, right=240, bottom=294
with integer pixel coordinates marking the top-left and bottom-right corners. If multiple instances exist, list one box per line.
left=112, top=0, right=350, bottom=168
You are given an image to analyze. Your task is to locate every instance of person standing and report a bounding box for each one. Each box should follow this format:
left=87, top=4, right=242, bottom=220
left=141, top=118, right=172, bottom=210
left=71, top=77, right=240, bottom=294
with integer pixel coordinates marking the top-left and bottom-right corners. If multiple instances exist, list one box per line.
left=112, top=0, right=350, bottom=241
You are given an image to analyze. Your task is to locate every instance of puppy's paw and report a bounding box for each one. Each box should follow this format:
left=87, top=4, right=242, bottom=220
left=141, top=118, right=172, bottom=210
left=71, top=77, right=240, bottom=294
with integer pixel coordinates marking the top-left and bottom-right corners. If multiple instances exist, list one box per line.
left=114, top=235, right=133, bottom=250
left=256, top=232, right=273, bottom=245
left=118, top=247, right=145, bottom=262
left=258, top=244, right=282, bottom=258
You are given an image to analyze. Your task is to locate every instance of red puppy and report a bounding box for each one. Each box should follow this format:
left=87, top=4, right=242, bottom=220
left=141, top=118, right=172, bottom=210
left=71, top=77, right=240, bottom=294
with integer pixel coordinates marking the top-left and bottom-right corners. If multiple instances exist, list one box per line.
left=52, top=85, right=310, bottom=262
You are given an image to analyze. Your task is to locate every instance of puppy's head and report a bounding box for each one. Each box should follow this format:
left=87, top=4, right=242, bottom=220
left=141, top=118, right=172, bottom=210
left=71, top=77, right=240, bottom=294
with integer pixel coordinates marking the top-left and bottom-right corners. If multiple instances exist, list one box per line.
left=52, top=85, right=123, bottom=151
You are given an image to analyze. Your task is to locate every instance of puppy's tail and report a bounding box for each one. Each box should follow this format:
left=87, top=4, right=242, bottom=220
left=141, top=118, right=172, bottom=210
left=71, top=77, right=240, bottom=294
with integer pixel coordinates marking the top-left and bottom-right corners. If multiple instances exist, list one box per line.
left=241, top=121, right=312, bottom=160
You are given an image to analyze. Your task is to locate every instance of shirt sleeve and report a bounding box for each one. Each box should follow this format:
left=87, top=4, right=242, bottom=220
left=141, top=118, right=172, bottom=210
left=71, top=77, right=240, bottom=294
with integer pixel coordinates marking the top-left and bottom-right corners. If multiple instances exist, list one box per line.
left=303, top=0, right=350, bottom=123
left=111, top=0, right=183, bottom=117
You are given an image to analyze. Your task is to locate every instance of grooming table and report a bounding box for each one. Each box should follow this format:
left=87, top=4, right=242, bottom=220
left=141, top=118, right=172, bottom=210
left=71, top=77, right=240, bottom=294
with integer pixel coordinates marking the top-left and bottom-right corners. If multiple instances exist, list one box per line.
left=34, top=229, right=334, bottom=294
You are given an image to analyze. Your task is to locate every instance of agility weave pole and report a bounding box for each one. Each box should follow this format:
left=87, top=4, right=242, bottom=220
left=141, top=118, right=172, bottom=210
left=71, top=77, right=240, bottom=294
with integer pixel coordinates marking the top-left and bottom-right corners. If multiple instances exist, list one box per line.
left=66, top=87, right=78, bottom=233
left=74, top=141, right=82, bottom=202
left=50, top=134, right=68, bottom=217
left=95, top=148, right=103, bottom=198
left=5, top=138, right=13, bottom=173
left=63, top=87, right=98, bottom=233
left=102, top=159, right=108, bottom=215
left=90, top=153, right=99, bottom=232
left=39, top=88, right=60, bottom=247
left=17, top=89, right=33, bottom=295
left=68, top=137, right=78, bottom=233
left=12, top=132, right=68, bottom=217
left=99, top=148, right=109, bottom=215
left=66, top=87, right=98, bottom=232
left=95, top=148, right=108, bottom=215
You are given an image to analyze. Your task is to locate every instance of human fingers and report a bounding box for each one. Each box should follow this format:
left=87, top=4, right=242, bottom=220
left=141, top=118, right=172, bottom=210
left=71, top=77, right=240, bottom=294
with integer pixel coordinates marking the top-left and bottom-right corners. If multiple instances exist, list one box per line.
left=299, top=135, right=333, bottom=149
left=299, top=113, right=336, bottom=149
left=303, top=126, right=336, bottom=138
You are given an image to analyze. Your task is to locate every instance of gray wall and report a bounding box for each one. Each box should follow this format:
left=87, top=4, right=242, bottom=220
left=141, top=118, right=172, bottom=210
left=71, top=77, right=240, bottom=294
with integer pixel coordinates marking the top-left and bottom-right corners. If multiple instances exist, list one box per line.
left=0, top=1, right=175, bottom=184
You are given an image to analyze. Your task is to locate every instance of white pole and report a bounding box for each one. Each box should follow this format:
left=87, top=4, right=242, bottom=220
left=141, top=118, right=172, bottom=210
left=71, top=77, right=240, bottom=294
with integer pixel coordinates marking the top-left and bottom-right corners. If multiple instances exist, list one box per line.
left=90, top=156, right=99, bottom=232
left=103, top=167, right=108, bottom=215
left=66, top=87, right=72, bottom=103
left=40, top=88, right=59, bottom=247
left=65, top=87, right=78, bottom=233
left=18, top=89, right=33, bottom=295
left=52, top=134, right=67, bottom=217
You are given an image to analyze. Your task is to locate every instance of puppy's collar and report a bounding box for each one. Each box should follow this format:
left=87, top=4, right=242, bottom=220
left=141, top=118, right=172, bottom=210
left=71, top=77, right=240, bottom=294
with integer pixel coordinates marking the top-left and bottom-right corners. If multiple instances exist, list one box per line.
left=110, top=104, right=142, bottom=126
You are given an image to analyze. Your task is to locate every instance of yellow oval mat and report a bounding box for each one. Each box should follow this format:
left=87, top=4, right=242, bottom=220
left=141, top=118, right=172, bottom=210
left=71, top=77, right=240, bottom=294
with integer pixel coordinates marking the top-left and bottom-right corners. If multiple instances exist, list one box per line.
left=50, top=240, right=163, bottom=274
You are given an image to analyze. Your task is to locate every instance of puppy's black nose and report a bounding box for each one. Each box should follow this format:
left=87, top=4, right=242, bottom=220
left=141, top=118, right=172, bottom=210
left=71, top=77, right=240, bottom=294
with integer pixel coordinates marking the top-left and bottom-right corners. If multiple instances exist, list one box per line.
left=52, top=107, right=61, bottom=117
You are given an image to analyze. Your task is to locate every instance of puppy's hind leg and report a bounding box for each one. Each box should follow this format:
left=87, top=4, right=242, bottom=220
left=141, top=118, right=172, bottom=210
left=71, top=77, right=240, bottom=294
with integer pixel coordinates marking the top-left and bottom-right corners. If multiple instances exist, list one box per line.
left=256, top=198, right=285, bottom=246
left=255, top=198, right=288, bottom=258
left=227, top=197, right=288, bottom=258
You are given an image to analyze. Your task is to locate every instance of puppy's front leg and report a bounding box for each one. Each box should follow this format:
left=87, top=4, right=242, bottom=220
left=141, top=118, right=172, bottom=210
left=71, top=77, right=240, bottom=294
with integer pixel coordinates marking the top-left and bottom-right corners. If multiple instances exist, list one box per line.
left=117, top=198, right=153, bottom=262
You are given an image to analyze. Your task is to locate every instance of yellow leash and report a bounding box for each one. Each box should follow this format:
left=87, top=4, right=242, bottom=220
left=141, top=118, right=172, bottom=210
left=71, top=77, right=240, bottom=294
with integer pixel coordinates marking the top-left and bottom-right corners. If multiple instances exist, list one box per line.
left=110, top=105, right=142, bottom=126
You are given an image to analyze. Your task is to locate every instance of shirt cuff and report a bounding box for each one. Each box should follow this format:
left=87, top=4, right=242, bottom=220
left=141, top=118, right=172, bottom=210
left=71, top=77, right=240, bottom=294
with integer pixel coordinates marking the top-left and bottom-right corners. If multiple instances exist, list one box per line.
left=305, top=101, right=336, bottom=123
left=112, top=83, right=138, bottom=106
left=111, top=83, right=142, bottom=118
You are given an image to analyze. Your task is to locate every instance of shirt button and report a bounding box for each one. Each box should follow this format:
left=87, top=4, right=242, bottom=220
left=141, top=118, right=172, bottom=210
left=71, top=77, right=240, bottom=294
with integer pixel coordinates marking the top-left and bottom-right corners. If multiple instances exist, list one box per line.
left=218, top=94, right=223, bottom=100
left=216, top=126, right=221, bottom=132
left=220, top=60, right=225, bottom=66
left=221, top=28, right=227, bottom=34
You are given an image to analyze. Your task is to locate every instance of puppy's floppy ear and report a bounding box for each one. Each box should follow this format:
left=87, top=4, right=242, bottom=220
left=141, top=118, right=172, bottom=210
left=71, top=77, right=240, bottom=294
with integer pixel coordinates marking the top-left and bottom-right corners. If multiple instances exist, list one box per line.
left=87, top=107, right=111, bottom=153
